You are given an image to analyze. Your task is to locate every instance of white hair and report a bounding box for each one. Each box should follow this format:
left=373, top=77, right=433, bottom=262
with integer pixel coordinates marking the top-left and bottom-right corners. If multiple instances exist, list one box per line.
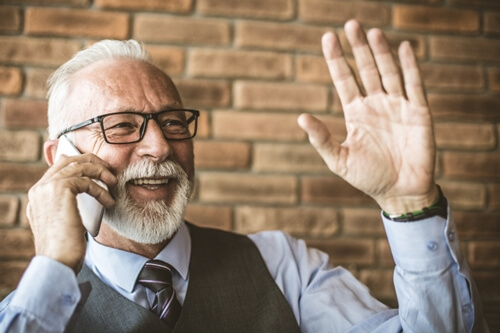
left=47, top=39, right=153, bottom=139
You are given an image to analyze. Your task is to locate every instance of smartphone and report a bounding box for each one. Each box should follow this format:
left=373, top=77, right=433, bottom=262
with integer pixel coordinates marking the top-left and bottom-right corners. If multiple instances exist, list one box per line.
left=55, top=136, right=107, bottom=237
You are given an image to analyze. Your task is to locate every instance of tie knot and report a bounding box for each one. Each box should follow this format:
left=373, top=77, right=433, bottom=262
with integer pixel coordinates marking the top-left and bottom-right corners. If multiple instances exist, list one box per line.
left=137, top=260, right=174, bottom=293
left=137, top=259, right=182, bottom=327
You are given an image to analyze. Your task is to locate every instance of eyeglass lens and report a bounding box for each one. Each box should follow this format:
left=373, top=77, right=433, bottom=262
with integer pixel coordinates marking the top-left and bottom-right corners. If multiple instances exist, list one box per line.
left=102, top=110, right=196, bottom=143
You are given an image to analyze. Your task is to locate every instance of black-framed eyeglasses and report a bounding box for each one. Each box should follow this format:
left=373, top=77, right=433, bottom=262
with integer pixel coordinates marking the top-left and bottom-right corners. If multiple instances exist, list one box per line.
left=56, top=109, right=200, bottom=144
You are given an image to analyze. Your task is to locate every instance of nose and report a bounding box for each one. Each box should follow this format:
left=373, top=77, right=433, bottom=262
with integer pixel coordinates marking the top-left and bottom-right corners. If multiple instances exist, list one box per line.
left=135, top=118, right=172, bottom=162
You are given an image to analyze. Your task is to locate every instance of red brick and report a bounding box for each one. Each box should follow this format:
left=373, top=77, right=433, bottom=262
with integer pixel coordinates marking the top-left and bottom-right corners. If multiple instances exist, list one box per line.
left=473, top=271, right=500, bottom=299
left=482, top=300, right=500, bottom=333
left=299, top=0, right=389, bottom=26
left=485, top=12, right=500, bottom=36
left=176, top=80, right=231, bottom=108
left=0, top=37, right=81, bottom=66
left=198, top=172, right=297, bottom=204
left=253, top=143, right=328, bottom=173
left=307, top=238, right=375, bottom=266
left=421, top=64, right=484, bottom=91
left=450, top=0, right=500, bottom=6
left=184, top=204, right=232, bottom=231
left=96, top=0, right=192, bottom=13
left=377, top=240, right=395, bottom=267
left=428, top=94, right=500, bottom=121
left=0, top=229, right=35, bottom=259
left=0, top=66, right=23, bottom=95
left=146, top=46, right=185, bottom=77
left=25, top=7, right=129, bottom=39
left=134, top=15, right=231, bottom=46
left=434, top=122, right=496, bottom=150
left=488, top=184, right=500, bottom=210
left=442, top=152, right=500, bottom=181
left=0, top=163, right=47, bottom=192
left=235, top=21, right=332, bottom=52
left=19, top=195, right=29, bottom=228
left=0, top=195, right=19, bottom=226
left=0, top=130, right=41, bottom=162
left=453, top=211, right=500, bottom=240
left=301, top=176, right=377, bottom=206
left=488, top=68, right=500, bottom=93
left=394, top=5, right=479, bottom=33
left=189, top=49, right=292, bottom=80
left=174, top=79, right=231, bottom=108
left=359, top=269, right=396, bottom=300
left=0, top=261, right=29, bottom=293
left=194, top=110, right=210, bottom=138
left=430, top=36, right=500, bottom=63
left=1, top=99, right=48, bottom=129
left=342, top=208, right=385, bottom=237
left=194, top=140, right=250, bottom=169
left=235, top=206, right=339, bottom=237
left=439, top=182, right=486, bottom=210
left=24, top=68, right=52, bottom=99
left=468, top=242, right=500, bottom=269
left=0, top=0, right=89, bottom=5
left=295, top=55, right=331, bottom=84
left=0, top=6, right=22, bottom=34
left=198, top=0, right=293, bottom=20
left=234, top=81, right=328, bottom=112
left=212, top=111, right=306, bottom=141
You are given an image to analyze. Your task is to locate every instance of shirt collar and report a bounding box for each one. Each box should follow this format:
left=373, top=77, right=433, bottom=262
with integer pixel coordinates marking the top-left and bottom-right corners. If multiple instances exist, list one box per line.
left=86, top=222, right=191, bottom=293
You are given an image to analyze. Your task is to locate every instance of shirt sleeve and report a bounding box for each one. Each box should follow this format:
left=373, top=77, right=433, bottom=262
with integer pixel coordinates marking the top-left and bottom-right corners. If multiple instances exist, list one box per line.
left=0, top=256, right=82, bottom=333
left=249, top=208, right=488, bottom=333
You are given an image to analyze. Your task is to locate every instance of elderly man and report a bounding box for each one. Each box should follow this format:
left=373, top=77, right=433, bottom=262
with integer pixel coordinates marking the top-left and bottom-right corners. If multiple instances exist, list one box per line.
left=0, top=20, right=488, bottom=332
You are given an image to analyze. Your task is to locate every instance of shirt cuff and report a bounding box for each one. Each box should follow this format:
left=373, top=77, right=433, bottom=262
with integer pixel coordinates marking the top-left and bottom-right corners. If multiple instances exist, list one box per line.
left=9, top=256, right=81, bottom=332
left=382, top=213, right=455, bottom=273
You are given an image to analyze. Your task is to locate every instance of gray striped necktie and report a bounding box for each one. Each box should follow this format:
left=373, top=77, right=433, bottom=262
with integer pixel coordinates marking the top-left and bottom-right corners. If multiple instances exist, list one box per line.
left=137, top=260, right=182, bottom=328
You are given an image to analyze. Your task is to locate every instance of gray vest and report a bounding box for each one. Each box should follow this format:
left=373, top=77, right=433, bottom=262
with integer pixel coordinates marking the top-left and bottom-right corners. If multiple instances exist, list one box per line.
left=72, top=223, right=301, bottom=332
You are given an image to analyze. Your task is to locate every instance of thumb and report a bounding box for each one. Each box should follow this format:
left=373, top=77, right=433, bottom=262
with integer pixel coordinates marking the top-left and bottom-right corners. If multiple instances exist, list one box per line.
left=297, top=113, right=342, bottom=173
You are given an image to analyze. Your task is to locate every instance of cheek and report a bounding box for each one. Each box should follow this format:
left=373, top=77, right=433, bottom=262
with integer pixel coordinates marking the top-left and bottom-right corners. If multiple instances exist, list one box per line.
left=97, top=149, right=133, bottom=176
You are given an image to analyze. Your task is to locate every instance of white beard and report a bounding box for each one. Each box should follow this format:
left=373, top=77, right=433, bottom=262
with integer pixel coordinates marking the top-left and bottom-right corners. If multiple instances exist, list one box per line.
left=103, top=159, right=193, bottom=244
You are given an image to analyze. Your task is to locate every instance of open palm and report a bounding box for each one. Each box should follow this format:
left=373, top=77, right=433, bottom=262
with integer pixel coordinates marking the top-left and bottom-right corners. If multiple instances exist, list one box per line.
left=298, top=20, right=438, bottom=214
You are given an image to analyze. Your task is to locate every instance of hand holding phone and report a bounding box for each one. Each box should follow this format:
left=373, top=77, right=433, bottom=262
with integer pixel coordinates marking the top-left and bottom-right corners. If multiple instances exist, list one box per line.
left=55, top=136, right=107, bottom=237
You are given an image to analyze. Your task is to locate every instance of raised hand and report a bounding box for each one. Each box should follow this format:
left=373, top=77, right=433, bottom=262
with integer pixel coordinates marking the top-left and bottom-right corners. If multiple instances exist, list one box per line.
left=298, top=20, right=439, bottom=215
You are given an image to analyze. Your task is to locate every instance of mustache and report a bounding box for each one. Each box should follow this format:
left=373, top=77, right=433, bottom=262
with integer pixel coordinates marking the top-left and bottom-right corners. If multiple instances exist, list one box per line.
left=119, top=159, right=188, bottom=183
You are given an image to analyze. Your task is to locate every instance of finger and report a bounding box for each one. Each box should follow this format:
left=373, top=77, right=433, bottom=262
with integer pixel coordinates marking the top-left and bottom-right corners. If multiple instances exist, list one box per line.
left=399, top=41, right=427, bottom=107
left=367, top=28, right=404, bottom=97
left=52, top=176, right=115, bottom=208
left=322, top=30, right=361, bottom=106
left=297, top=114, right=343, bottom=175
left=50, top=153, right=113, bottom=174
left=75, top=177, right=116, bottom=208
left=52, top=154, right=117, bottom=186
left=345, top=20, right=383, bottom=95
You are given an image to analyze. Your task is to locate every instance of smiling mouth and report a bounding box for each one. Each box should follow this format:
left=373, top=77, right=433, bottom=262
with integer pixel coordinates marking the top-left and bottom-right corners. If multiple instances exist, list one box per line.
left=132, top=178, right=170, bottom=186
left=129, top=178, right=174, bottom=190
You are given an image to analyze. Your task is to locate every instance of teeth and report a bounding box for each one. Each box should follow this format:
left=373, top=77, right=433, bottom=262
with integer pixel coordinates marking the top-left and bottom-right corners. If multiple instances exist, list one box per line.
left=132, top=178, right=170, bottom=186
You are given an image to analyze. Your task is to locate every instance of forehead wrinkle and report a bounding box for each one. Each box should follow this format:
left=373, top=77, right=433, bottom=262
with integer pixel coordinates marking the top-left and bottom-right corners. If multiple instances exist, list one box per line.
left=68, top=59, right=182, bottom=118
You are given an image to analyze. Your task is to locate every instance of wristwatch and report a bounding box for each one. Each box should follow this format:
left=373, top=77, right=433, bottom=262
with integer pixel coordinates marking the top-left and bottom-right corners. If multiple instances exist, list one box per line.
left=383, top=185, right=448, bottom=222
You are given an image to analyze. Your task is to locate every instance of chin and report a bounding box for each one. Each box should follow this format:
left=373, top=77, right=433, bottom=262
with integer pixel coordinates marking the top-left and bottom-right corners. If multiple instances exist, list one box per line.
left=103, top=158, right=193, bottom=244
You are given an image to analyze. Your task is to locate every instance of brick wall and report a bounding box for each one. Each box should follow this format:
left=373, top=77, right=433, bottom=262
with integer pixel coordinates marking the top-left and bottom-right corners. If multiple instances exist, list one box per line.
left=0, top=0, right=499, bottom=329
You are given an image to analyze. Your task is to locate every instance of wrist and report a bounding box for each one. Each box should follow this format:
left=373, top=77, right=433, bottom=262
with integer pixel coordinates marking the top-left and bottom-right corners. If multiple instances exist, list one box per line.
left=382, top=185, right=447, bottom=222
left=377, top=184, right=440, bottom=216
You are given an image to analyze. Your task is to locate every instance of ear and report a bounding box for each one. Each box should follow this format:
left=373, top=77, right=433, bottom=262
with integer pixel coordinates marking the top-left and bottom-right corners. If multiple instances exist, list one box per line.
left=44, top=139, right=59, bottom=166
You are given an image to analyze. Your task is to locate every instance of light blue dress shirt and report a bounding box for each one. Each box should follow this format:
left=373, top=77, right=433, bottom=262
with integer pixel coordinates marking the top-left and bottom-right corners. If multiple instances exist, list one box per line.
left=0, top=210, right=489, bottom=332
